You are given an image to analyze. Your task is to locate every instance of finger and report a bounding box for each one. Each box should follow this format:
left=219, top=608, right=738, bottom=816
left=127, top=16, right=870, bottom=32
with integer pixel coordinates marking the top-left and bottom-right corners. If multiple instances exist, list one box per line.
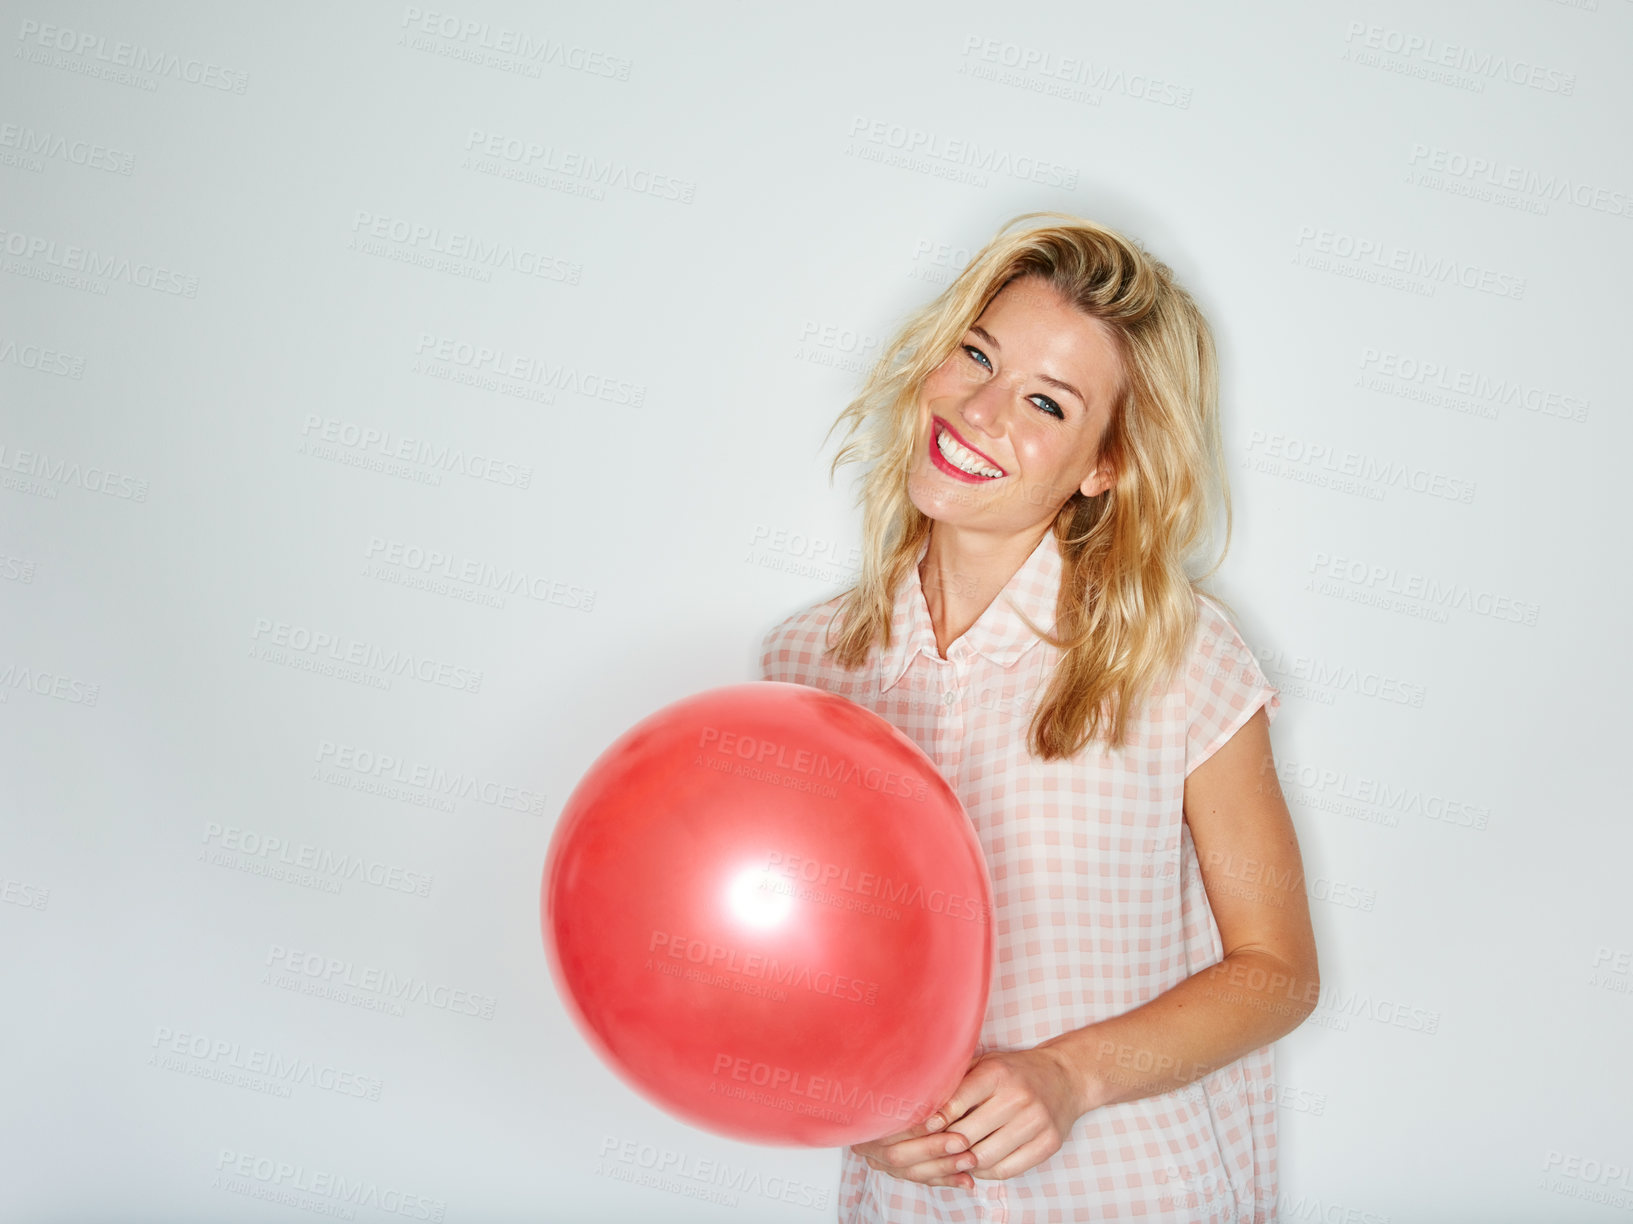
left=869, top=1126, right=922, bottom=1146
left=910, top=1065, right=986, bottom=1137
left=941, top=1093, right=1024, bottom=1154
left=863, top=1108, right=956, bottom=1149
left=865, top=1130, right=977, bottom=1173
left=973, top=1131, right=1060, bottom=1182
left=928, top=1059, right=997, bottom=1132
left=852, top=1123, right=968, bottom=1167
left=875, top=1128, right=976, bottom=1172
left=866, top=1147, right=981, bottom=1187
left=951, top=1102, right=1054, bottom=1181
left=872, top=1161, right=974, bottom=1192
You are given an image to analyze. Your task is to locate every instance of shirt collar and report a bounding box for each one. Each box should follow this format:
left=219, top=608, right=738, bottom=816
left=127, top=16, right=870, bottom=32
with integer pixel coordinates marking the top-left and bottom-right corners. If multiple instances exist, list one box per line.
left=878, top=530, right=1062, bottom=693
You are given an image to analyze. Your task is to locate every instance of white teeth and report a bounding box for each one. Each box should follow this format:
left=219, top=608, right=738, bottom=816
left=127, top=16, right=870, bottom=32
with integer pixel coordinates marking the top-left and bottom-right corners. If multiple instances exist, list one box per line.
left=936, top=425, right=1002, bottom=478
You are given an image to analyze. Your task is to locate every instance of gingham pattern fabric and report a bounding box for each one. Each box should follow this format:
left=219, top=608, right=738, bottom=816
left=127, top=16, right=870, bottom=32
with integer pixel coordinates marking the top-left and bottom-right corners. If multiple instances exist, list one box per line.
left=759, top=530, right=1283, bottom=1223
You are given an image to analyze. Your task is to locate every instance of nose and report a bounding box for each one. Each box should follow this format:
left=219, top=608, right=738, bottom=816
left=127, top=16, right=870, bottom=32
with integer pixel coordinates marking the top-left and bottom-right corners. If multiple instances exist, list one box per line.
left=956, top=377, right=1009, bottom=439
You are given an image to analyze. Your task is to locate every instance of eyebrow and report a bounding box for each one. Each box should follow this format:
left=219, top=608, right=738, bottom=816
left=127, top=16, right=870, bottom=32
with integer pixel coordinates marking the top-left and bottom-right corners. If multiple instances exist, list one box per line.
left=968, top=324, right=1087, bottom=409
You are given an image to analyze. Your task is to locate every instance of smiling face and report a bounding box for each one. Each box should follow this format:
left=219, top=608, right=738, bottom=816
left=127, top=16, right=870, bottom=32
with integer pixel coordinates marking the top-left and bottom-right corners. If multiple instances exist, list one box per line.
left=906, top=275, right=1124, bottom=535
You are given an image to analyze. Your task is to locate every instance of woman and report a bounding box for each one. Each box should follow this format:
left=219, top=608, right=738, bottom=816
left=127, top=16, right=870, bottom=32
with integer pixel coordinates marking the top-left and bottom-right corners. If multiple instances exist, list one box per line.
left=759, top=212, right=1319, bottom=1223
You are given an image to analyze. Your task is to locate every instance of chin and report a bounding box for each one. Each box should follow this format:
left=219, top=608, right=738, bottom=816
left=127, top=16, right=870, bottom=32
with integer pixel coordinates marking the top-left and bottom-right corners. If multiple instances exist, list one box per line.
left=906, top=475, right=984, bottom=520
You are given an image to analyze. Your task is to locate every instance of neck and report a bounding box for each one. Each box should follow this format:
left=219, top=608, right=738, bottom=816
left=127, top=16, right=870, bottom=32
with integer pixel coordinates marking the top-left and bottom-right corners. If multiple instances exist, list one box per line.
left=918, top=524, right=1050, bottom=659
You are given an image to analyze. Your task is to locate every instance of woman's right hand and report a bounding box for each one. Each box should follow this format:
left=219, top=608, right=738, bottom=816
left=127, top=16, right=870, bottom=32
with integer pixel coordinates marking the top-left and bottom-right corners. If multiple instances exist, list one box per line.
left=851, top=1113, right=979, bottom=1191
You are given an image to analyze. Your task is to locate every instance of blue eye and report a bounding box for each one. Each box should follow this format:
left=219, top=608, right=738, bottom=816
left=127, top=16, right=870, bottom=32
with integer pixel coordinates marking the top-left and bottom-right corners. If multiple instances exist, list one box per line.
left=964, top=344, right=1063, bottom=419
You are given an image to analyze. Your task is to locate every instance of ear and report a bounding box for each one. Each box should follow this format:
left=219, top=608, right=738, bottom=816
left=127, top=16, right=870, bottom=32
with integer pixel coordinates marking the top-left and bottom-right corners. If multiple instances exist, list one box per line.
left=1079, top=463, right=1114, bottom=500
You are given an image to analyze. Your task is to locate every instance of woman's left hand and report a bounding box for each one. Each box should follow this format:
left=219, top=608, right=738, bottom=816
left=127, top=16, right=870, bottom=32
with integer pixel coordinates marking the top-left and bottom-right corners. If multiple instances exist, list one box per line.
left=897, top=1047, right=1087, bottom=1187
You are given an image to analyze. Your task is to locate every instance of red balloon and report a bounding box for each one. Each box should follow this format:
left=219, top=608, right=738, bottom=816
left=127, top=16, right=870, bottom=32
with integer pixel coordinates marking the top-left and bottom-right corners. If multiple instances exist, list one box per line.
left=542, top=681, right=993, bottom=1146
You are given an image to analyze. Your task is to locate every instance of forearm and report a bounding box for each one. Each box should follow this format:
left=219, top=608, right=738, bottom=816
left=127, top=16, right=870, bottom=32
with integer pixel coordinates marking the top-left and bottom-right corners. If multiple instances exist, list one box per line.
left=1037, top=948, right=1319, bottom=1117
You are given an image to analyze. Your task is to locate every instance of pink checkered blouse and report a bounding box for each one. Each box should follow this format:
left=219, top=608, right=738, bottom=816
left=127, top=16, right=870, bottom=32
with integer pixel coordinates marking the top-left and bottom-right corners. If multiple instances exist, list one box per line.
left=759, top=528, right=1283, bottom=1223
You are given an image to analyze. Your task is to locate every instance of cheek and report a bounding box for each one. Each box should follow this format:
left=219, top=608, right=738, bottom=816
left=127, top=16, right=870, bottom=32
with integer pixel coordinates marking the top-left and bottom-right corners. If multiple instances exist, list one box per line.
left=921, top=364, right=960, bottom=397
left=1012, top=433, right=1054, bottom=471
left=1012, top=429, right=1089, bottom=477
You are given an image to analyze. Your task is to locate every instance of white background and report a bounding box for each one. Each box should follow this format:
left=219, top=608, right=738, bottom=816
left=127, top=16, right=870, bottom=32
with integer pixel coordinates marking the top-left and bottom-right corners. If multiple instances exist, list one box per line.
left=3, top=2, right=1629, bottom=1221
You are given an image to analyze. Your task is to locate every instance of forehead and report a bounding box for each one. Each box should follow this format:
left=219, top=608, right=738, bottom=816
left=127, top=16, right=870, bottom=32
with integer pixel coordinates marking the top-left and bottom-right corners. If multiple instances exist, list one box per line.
left=980, top=276, right=1107, bottom=333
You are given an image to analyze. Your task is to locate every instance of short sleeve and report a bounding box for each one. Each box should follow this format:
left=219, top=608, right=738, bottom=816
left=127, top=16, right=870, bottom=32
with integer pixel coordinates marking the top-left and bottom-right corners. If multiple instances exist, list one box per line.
left=1184, top=595, right=1281, bottom=777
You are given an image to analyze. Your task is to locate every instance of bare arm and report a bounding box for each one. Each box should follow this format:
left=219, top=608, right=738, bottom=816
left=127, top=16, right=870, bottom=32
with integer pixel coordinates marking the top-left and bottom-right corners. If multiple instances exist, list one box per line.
left=856, top=704, right=1320, bottom=1189
left=1036, top=704, right=1321, bottom=1115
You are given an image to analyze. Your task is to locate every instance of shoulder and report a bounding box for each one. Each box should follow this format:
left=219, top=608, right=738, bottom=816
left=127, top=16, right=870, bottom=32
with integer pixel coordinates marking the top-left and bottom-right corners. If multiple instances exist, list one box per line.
left=1181, top=588, right=1280, bottom=742
left=1188, top=590, right=1256, bottom=664
left=759, top=594, right=849, bottom=684
left=1180, top=589, right=1271, bottom=703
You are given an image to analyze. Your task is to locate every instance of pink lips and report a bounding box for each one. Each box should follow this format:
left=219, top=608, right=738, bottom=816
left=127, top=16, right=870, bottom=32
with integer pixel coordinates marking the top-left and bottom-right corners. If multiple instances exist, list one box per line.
left=929, top=417, right=1005, bottom=483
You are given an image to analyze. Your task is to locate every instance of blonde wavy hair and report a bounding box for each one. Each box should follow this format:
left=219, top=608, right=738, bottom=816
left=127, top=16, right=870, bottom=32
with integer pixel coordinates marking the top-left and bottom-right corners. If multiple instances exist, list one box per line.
left=822, top=211, right=1236, bottom=760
